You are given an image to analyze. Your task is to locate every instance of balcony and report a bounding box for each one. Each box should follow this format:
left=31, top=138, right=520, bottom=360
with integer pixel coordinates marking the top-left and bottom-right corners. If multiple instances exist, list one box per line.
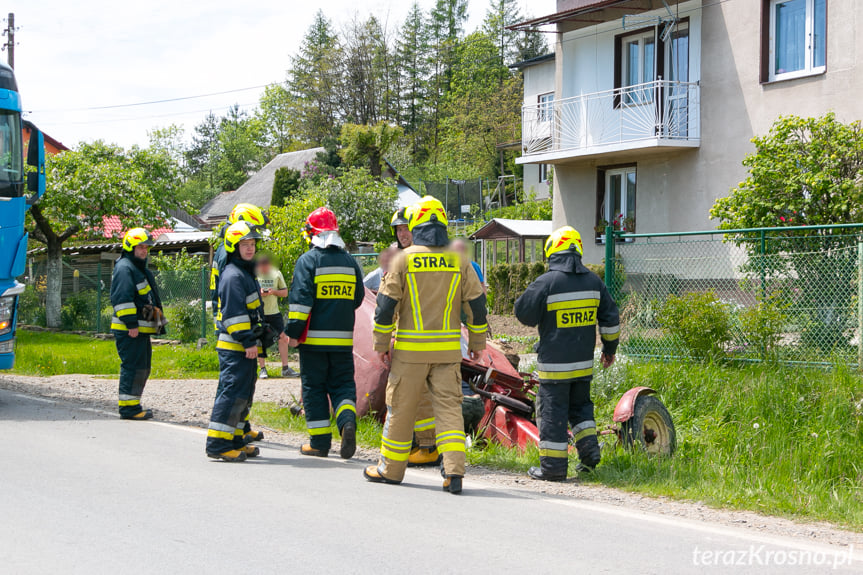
left=517, top=80, right=700, bottom=164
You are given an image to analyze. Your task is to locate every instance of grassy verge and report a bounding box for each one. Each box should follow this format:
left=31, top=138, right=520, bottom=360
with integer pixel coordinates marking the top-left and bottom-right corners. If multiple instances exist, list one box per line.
left=254, top=358, right=863, bottom=529
left=11, top=330, right=221, bottom=379
left=251, top=402, right=383, bottom=447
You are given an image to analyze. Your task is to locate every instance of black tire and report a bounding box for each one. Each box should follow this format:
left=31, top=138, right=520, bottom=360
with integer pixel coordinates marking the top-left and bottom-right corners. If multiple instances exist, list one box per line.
left=620, top=395, right=676, bottom=456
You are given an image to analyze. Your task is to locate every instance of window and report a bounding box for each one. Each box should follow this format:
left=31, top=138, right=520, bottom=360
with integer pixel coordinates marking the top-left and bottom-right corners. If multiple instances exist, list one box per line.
left=538, top=92, right=554, bottom=122
left=597, top=167, right=637, bottom=238
left=524, top=239, right=544, bottom=263
left=539, top=164, right=549, bottom=183
left=767, top=0, right=826, bottom=81
left=508, top=239, right=520, bottom=263
left=621, top=30, right=656, bottom=105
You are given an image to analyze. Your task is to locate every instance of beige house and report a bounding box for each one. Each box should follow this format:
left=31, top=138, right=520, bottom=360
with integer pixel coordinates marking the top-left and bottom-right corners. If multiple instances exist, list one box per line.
left=512, top=0, right=859, bottom=264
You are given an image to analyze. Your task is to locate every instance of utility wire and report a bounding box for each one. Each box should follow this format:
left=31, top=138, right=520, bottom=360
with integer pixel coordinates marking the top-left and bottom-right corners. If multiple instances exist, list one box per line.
left=32, top=83, right=281, bottom=113
left=41, top=102, right=259, bottom=126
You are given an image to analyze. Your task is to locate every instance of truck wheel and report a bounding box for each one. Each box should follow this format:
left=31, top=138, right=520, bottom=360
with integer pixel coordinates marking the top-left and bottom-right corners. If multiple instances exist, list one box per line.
left=620, top=395, right=675, bottom=456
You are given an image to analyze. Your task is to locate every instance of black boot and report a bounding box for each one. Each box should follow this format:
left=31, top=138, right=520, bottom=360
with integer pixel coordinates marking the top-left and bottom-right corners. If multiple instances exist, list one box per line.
left=528, top=466, right=566, bottom=482
left=340, top=422, right=356, bottom=459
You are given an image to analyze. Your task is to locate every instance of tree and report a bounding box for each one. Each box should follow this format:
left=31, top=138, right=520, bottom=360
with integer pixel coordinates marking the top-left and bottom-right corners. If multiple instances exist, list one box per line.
left=272, top=167, right=301, bottom=207
left=257, top=83, right=295, bottom=155
left=395, top=3, right=431, bottom=155
left=339, top=122, right=403, bottom=177
left=314, top=167, right=399, bottom=249
left=28, top=141, right=184, bottom=328
left=216, top=105, right=265, bottom=191
left=710, top=113, right=863, bottom=349
left=439, top=31, right=521, bottom=177
left=148, top=124, right=186, bottom=173
left=287, top=11, right=345, bottom=144
left=515, top=19, right=548, bottom=62
left=267, top=168, right=397, bottom=272
left=342, top=15, right=392, bottom=126
left=482, top=0, right=521, bottom=71
left=185, top=112, right=221, bottom=191
left=427, top=0, right=469, bottom=155
left=711, top=114, right=863, bottom=229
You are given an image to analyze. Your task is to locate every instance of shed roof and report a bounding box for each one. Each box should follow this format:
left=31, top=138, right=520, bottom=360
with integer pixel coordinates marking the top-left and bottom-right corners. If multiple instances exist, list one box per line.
left=470, top=218, right=552, bottom=240
left=199, top=147, right=325, bottom=220
left=28, top=231, right=213, bottom=256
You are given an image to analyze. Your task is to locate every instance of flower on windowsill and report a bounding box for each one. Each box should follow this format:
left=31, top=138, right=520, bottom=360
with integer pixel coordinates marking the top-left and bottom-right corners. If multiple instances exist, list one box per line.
left=623, top=216, right=636, bottom=233
left=594, top=219, right=609, bottom=235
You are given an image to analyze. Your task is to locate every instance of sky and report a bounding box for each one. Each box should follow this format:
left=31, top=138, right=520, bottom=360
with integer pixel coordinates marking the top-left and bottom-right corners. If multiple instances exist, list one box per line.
left=9, top=0, right=556, bottom=149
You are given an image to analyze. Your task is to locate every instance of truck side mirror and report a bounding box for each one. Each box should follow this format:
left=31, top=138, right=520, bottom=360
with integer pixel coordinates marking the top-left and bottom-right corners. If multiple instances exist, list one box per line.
left=23, top=121, right=46, bottom=205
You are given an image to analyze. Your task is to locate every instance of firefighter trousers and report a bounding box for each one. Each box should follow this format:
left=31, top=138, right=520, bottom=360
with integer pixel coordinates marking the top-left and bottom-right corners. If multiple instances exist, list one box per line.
left=206, top=350, right=257, bottom=455
left=413, top=390, right=436, bottom=448
left=299, top=348, right=357, bottom=452
left=114, top=331, right=152, bottom=418
left=378, top=358, right=465, bottom=482
left=537, top=378, right=600, bottom=477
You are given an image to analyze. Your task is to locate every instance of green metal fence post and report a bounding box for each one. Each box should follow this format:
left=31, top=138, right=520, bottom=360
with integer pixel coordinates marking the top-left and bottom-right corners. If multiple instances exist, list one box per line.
left=604, top=224, right=616, bottom=299
left=858, top=242, right=862, bottom=369
left=759, top=229, right=766, bottom=301
left=96, top=260, right=102, bottom=333
left=200, top=268, right=208, bottom=340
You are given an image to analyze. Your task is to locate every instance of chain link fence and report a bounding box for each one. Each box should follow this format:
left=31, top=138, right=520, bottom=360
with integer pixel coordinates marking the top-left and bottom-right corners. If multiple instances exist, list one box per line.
left=21, top=253, right=378, bottom=343
left=606, top=224, right=863, bottom=367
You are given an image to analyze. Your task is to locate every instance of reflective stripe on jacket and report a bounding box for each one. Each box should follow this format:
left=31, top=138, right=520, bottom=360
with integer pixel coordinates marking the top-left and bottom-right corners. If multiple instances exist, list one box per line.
left=514, top=251, right=619, bottom=382
left=215, top=258, right=264, bottom=353
left=285, top=245, right=365, bottom=351
left=109, top=253, right=162, bottom=333
left=373, top=245, right=488, bottom=364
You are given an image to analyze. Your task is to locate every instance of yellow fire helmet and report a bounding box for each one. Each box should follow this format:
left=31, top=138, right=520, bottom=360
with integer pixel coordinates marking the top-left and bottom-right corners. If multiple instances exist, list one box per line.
left=544, top=226, right=584, bottom=258
left=229, top=203, right=268, bottom=228
left=224, top=221, right=263, bottom=253
left=405, top=196, right=448, bottom=231
left=390, top=207, right=409, bottom=229
left=122, top=228, right=156, bottom=252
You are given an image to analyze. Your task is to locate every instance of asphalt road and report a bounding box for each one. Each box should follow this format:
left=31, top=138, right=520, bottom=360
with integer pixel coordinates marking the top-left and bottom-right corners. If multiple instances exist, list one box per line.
left=1, top=389, right=860, bottom=575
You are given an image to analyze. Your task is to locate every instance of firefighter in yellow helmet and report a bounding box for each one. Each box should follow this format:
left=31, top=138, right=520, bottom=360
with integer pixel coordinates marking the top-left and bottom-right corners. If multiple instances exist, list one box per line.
left=365, top=196, right=488, bottom=494
left=110, top=228, right=164, bottom=420
left=209, top=203, right=271, bottom=443
left=514, top=226, right=620, bottom=481
left=206, top=221, right=266, bottom=462
left=387, top=208, right=440, bottom=466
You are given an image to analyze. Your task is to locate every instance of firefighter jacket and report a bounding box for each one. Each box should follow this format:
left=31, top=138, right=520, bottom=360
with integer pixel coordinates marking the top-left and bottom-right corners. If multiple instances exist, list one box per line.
left=110, top=252, right=163, bottom=334
left=285, top=244, right=365, bottom=351
left=373, top=225, right=488, bottom=364
left=514, top=251, right=620, bottom=382
left=210, top=243, right=228, bottom=320
left=215, top=255, right=265, bottom=353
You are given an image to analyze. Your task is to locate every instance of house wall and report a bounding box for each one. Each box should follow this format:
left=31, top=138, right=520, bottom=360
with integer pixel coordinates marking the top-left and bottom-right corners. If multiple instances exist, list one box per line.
left=522, top=60, right=556, bottom=200
left=551, top=0, right=863, bottom=265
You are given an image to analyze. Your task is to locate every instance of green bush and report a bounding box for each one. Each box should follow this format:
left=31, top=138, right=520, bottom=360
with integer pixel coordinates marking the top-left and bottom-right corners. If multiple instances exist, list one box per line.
left=738, top=299, right=787, bottom=359
left=60, top=290, right=100, bottom=331
left=658, top=290, right=732, bottom=360
left=18, top=282, right=46, bottom=326
left=164, top=301, right=202, bottom=343
left=486, top=262, right=547, bottom=315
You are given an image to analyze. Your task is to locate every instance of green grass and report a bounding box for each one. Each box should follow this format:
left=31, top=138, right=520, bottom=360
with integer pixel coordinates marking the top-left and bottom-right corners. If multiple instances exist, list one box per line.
left=14, top=329, right=863, bottom=527
left=251, top=402, right=383, bottom=447
left=588, top=358, right=863, bottom=528
left=255, top=358, right=863, bottom=529
left=12, top=330, right=221, bottom=379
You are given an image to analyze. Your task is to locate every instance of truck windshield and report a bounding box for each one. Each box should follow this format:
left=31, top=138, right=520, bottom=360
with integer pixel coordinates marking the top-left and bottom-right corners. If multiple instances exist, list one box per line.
left=0, top=111, right=22, bottom=184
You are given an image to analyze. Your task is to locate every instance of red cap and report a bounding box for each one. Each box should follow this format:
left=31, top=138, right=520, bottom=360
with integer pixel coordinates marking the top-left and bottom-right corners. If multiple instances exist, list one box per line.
left=306, top=207, right=339, bottom=235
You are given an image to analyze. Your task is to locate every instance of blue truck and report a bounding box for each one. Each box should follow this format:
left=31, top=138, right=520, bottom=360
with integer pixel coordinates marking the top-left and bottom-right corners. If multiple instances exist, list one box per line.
left=0, top=60, right=46, bottom=369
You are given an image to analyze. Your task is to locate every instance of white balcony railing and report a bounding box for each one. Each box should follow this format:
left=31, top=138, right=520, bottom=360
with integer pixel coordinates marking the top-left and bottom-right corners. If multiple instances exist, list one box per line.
left=521, top=80, right=700, bottom=158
